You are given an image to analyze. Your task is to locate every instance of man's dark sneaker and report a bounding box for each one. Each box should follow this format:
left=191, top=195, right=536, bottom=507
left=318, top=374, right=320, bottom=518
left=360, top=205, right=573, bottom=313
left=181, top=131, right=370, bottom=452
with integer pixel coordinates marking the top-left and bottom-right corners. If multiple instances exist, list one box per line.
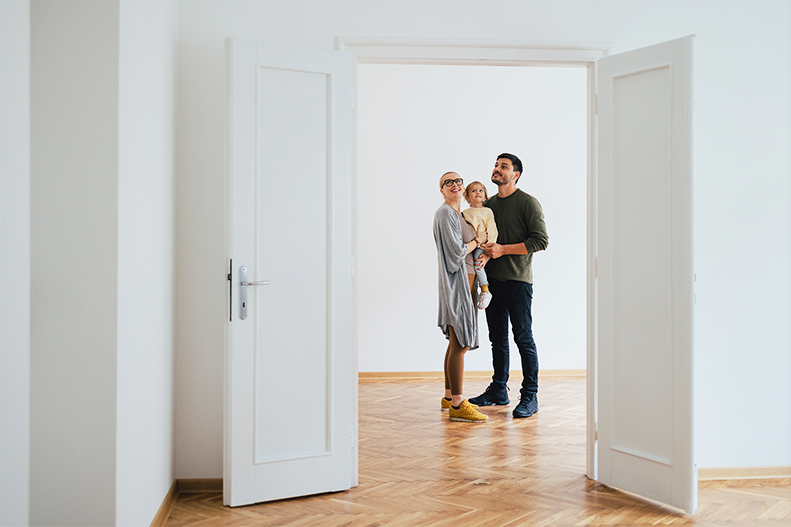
left=512, top=393, right=538, bottom=418
left=468, top=383, right=509, bottom=406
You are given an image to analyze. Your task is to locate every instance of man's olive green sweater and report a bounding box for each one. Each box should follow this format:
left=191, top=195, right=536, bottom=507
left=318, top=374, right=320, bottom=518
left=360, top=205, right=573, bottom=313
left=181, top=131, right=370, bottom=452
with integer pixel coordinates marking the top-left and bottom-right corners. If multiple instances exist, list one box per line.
left=484, top=189, right=549, bottom=284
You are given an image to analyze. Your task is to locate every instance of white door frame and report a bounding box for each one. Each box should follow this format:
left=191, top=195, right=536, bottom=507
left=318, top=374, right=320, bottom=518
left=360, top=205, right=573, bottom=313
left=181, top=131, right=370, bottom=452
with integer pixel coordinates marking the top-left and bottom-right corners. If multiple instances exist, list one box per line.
left=336, top=36, right=610, bottom=480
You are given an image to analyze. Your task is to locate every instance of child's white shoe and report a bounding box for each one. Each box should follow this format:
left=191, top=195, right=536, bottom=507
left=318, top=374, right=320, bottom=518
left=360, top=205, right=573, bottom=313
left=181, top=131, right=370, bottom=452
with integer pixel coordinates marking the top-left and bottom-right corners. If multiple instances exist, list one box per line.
left=477, top=291, right=492, bottom=309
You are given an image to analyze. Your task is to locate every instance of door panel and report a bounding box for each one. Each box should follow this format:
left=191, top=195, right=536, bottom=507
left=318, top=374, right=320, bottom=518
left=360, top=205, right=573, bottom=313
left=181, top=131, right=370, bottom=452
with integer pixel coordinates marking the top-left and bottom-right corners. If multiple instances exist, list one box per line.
left=225, top=39, right=354, bottom=507
left=254, top=65, right=329, bottom=463
left=597, top=36, right=696, bottom=513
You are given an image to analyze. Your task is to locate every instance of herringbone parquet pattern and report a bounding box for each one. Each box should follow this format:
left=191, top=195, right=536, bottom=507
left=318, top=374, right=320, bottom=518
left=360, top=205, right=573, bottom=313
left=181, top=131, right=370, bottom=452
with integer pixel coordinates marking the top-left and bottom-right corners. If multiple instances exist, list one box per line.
left=165, top=377, right=791, bottom=526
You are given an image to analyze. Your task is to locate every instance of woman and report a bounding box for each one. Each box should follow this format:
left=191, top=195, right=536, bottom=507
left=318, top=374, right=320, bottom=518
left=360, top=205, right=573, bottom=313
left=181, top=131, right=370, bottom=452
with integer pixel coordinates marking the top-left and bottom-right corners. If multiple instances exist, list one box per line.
left=433, top=171, right=488, bottom=423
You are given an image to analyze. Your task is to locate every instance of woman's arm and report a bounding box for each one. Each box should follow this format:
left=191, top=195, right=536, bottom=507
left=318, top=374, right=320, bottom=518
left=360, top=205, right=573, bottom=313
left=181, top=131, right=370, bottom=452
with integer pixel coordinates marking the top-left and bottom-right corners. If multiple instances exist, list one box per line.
left=435, top=206, right=467, bottom=270
left=435, top=205, right=483, bottom=268
left=466, top=224, right=485, bottom=254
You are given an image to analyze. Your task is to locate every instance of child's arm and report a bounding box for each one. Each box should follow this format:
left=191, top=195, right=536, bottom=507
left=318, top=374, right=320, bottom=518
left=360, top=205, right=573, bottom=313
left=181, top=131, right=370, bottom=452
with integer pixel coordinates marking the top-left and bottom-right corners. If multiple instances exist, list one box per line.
left=485, top=208, right=498, bottom=245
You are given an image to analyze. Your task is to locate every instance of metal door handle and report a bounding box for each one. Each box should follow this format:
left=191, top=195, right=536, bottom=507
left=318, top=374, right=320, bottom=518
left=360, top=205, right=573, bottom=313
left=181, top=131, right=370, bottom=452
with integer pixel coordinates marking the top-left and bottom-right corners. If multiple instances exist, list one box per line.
left=239, top=266, right=269, bottom=320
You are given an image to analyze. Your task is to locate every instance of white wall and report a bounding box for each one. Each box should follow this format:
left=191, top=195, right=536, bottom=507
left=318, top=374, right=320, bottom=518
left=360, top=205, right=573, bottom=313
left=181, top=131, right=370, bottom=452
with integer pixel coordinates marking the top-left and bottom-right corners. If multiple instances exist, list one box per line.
left=176, top=0, right=791, bottom=475
left=31, top=2, right=120, bottom=523
left=30, top=1, right=178, bottom=525
left=173, top=4, right=227, bottom=480
left=0, top=1, right=30, bottom=526
left=116, top=0, right=178, bottom=525
left=357, top=63, right=587, bottom=372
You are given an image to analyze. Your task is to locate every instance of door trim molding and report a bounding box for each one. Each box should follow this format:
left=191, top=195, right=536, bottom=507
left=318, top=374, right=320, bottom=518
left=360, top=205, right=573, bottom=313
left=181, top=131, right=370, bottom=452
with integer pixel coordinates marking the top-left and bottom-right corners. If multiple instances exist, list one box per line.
left=336, top=36, right=610, bottom=65
left=335, top=36, right=609, bottom=481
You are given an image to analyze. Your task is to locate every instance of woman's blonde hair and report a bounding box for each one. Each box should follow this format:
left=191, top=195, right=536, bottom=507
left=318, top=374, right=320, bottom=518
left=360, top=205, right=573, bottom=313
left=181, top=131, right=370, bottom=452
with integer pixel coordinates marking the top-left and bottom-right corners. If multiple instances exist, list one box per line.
left=439, top=171, right=460, bottom=188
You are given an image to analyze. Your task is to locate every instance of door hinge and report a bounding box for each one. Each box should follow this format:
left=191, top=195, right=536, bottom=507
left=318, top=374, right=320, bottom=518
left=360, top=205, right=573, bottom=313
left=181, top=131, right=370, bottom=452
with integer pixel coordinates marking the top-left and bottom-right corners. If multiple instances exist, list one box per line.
left=350, top=426, right=356, bottom=447
left=351, top=256, right=355, bottom=278
left=227, top=273, right=232, bottom=281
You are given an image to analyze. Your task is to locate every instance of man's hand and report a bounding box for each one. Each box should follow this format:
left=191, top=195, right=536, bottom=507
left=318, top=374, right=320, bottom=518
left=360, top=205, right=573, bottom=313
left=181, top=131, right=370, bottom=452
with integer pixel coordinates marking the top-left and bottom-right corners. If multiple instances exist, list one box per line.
left=483, top=242, right=505, bottom=259
left=474, top=251, right=490, bottom=270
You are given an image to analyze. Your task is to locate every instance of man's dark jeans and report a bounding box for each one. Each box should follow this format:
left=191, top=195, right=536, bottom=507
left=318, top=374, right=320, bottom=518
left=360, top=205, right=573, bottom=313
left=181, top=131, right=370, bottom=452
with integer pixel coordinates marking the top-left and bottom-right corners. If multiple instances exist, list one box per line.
left=485, top=279, right=538, bottom=397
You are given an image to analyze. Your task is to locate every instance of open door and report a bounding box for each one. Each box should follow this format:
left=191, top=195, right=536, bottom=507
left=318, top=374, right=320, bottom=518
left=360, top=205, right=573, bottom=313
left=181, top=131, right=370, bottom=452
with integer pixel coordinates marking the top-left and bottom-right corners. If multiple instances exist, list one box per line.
left=224, top=39, right=355, bottom=507
left=596, top=36, right=696, bottom=513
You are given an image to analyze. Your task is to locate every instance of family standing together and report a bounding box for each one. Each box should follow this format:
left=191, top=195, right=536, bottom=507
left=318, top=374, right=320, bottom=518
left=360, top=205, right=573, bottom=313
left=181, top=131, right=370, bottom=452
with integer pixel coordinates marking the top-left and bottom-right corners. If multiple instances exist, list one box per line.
left=433, top=153, right=549, bottom=423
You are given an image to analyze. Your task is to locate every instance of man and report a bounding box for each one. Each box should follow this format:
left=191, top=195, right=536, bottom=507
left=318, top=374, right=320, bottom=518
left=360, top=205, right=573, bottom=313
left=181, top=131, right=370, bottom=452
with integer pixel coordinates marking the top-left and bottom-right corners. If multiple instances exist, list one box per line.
left=469, top=153, right=549, bottom=418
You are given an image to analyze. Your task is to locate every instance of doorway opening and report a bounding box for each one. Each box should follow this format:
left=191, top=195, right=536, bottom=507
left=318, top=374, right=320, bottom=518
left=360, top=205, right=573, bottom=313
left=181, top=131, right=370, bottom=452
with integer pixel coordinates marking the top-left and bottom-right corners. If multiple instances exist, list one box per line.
left=340, top=38, right=608, bottom=479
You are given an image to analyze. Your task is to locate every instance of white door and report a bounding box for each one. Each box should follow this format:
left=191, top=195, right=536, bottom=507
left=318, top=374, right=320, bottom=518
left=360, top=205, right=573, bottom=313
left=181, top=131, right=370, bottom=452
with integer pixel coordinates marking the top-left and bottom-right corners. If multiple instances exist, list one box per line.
left=224, top=39, right=355, bottom=507
left=596, top=36, right=696, bottom=513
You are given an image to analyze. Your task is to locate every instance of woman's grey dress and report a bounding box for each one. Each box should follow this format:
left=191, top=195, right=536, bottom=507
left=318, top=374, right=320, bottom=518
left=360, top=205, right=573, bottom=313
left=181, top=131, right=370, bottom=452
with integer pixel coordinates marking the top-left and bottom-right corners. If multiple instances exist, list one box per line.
left=433, top=203, right=478, bottom=350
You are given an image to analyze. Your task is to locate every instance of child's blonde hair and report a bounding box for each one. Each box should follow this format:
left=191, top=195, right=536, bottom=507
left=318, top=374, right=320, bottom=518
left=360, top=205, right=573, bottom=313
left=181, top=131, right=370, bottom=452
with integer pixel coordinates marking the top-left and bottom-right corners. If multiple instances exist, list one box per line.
left=463, top=181, right=488, bottom=204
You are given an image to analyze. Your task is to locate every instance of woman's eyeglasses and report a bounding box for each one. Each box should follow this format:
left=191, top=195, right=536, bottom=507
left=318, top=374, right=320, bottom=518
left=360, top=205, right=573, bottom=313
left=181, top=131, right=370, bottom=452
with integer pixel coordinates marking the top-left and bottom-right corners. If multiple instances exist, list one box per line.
left=442, top=178, right=464, bottom=188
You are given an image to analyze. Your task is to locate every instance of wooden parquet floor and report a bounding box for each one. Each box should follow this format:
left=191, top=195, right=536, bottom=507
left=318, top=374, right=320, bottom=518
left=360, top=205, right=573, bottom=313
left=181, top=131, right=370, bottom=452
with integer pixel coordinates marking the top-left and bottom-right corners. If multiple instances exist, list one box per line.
left=165, top=377, right=791, bottom=526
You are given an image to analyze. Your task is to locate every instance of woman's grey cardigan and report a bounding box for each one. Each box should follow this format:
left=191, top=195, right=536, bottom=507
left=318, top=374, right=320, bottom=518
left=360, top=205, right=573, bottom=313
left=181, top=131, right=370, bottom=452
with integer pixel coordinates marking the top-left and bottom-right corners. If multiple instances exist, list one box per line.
left=433, top=203, right=478, bottom=350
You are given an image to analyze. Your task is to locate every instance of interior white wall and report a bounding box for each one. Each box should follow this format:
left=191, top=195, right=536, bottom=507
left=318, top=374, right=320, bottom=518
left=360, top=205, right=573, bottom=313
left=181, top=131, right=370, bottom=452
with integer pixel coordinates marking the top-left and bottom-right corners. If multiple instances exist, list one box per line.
left=357, top=63, right=587, bottom=372
left=116, top=0, right=178, bottom=525
left=0, top=1, right=30, bottom=526
left=30, top=1, right=178, bottom=525
left=176, top=0, right=791, bottom=476
left=31, top=2, right=119, bottom=524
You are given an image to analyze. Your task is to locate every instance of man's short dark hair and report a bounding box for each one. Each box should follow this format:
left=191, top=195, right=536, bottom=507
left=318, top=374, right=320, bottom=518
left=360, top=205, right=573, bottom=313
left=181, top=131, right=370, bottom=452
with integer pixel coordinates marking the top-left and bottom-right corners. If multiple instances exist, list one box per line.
left=497, top=153, right=523, bottom=176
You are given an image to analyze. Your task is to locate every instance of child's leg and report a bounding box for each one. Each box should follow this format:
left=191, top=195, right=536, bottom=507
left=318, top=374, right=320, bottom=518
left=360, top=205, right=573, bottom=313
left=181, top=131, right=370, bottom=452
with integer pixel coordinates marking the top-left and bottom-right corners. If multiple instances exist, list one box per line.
left=472, top=247, right=489, bottom=293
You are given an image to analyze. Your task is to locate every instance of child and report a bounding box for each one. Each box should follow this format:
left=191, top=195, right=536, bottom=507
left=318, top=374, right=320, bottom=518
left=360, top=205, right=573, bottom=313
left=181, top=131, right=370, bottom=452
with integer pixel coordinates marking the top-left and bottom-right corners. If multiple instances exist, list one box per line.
left=462, top=181, right=498, bottom=309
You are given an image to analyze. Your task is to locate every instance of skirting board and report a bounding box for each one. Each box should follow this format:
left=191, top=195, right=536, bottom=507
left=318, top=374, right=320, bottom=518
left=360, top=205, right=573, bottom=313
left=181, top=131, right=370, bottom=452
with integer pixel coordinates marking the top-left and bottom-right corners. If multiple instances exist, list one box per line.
left=150, top=468, right=789, bottom=524
left=149, top=480, right=178, bottom=527
left=178, top=478, right=224, bottom=493
left=150, top=479, right=223, bottom=527
left=698, top=466, right=791, bottom=481
left=359, top=369, right=585, bottom=380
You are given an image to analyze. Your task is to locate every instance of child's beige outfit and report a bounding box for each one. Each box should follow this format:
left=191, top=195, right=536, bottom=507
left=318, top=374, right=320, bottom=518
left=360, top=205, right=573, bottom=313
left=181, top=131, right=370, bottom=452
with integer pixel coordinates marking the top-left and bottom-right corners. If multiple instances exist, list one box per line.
left=462, top=207, right=498, bottom=309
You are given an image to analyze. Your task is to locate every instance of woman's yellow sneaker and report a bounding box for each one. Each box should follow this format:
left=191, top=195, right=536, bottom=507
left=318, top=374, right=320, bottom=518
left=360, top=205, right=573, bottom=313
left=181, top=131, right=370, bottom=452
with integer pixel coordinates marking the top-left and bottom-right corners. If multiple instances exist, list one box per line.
left=441, top=397, right=478, bottom=411
left=448, top=399, right=488, bottom=422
